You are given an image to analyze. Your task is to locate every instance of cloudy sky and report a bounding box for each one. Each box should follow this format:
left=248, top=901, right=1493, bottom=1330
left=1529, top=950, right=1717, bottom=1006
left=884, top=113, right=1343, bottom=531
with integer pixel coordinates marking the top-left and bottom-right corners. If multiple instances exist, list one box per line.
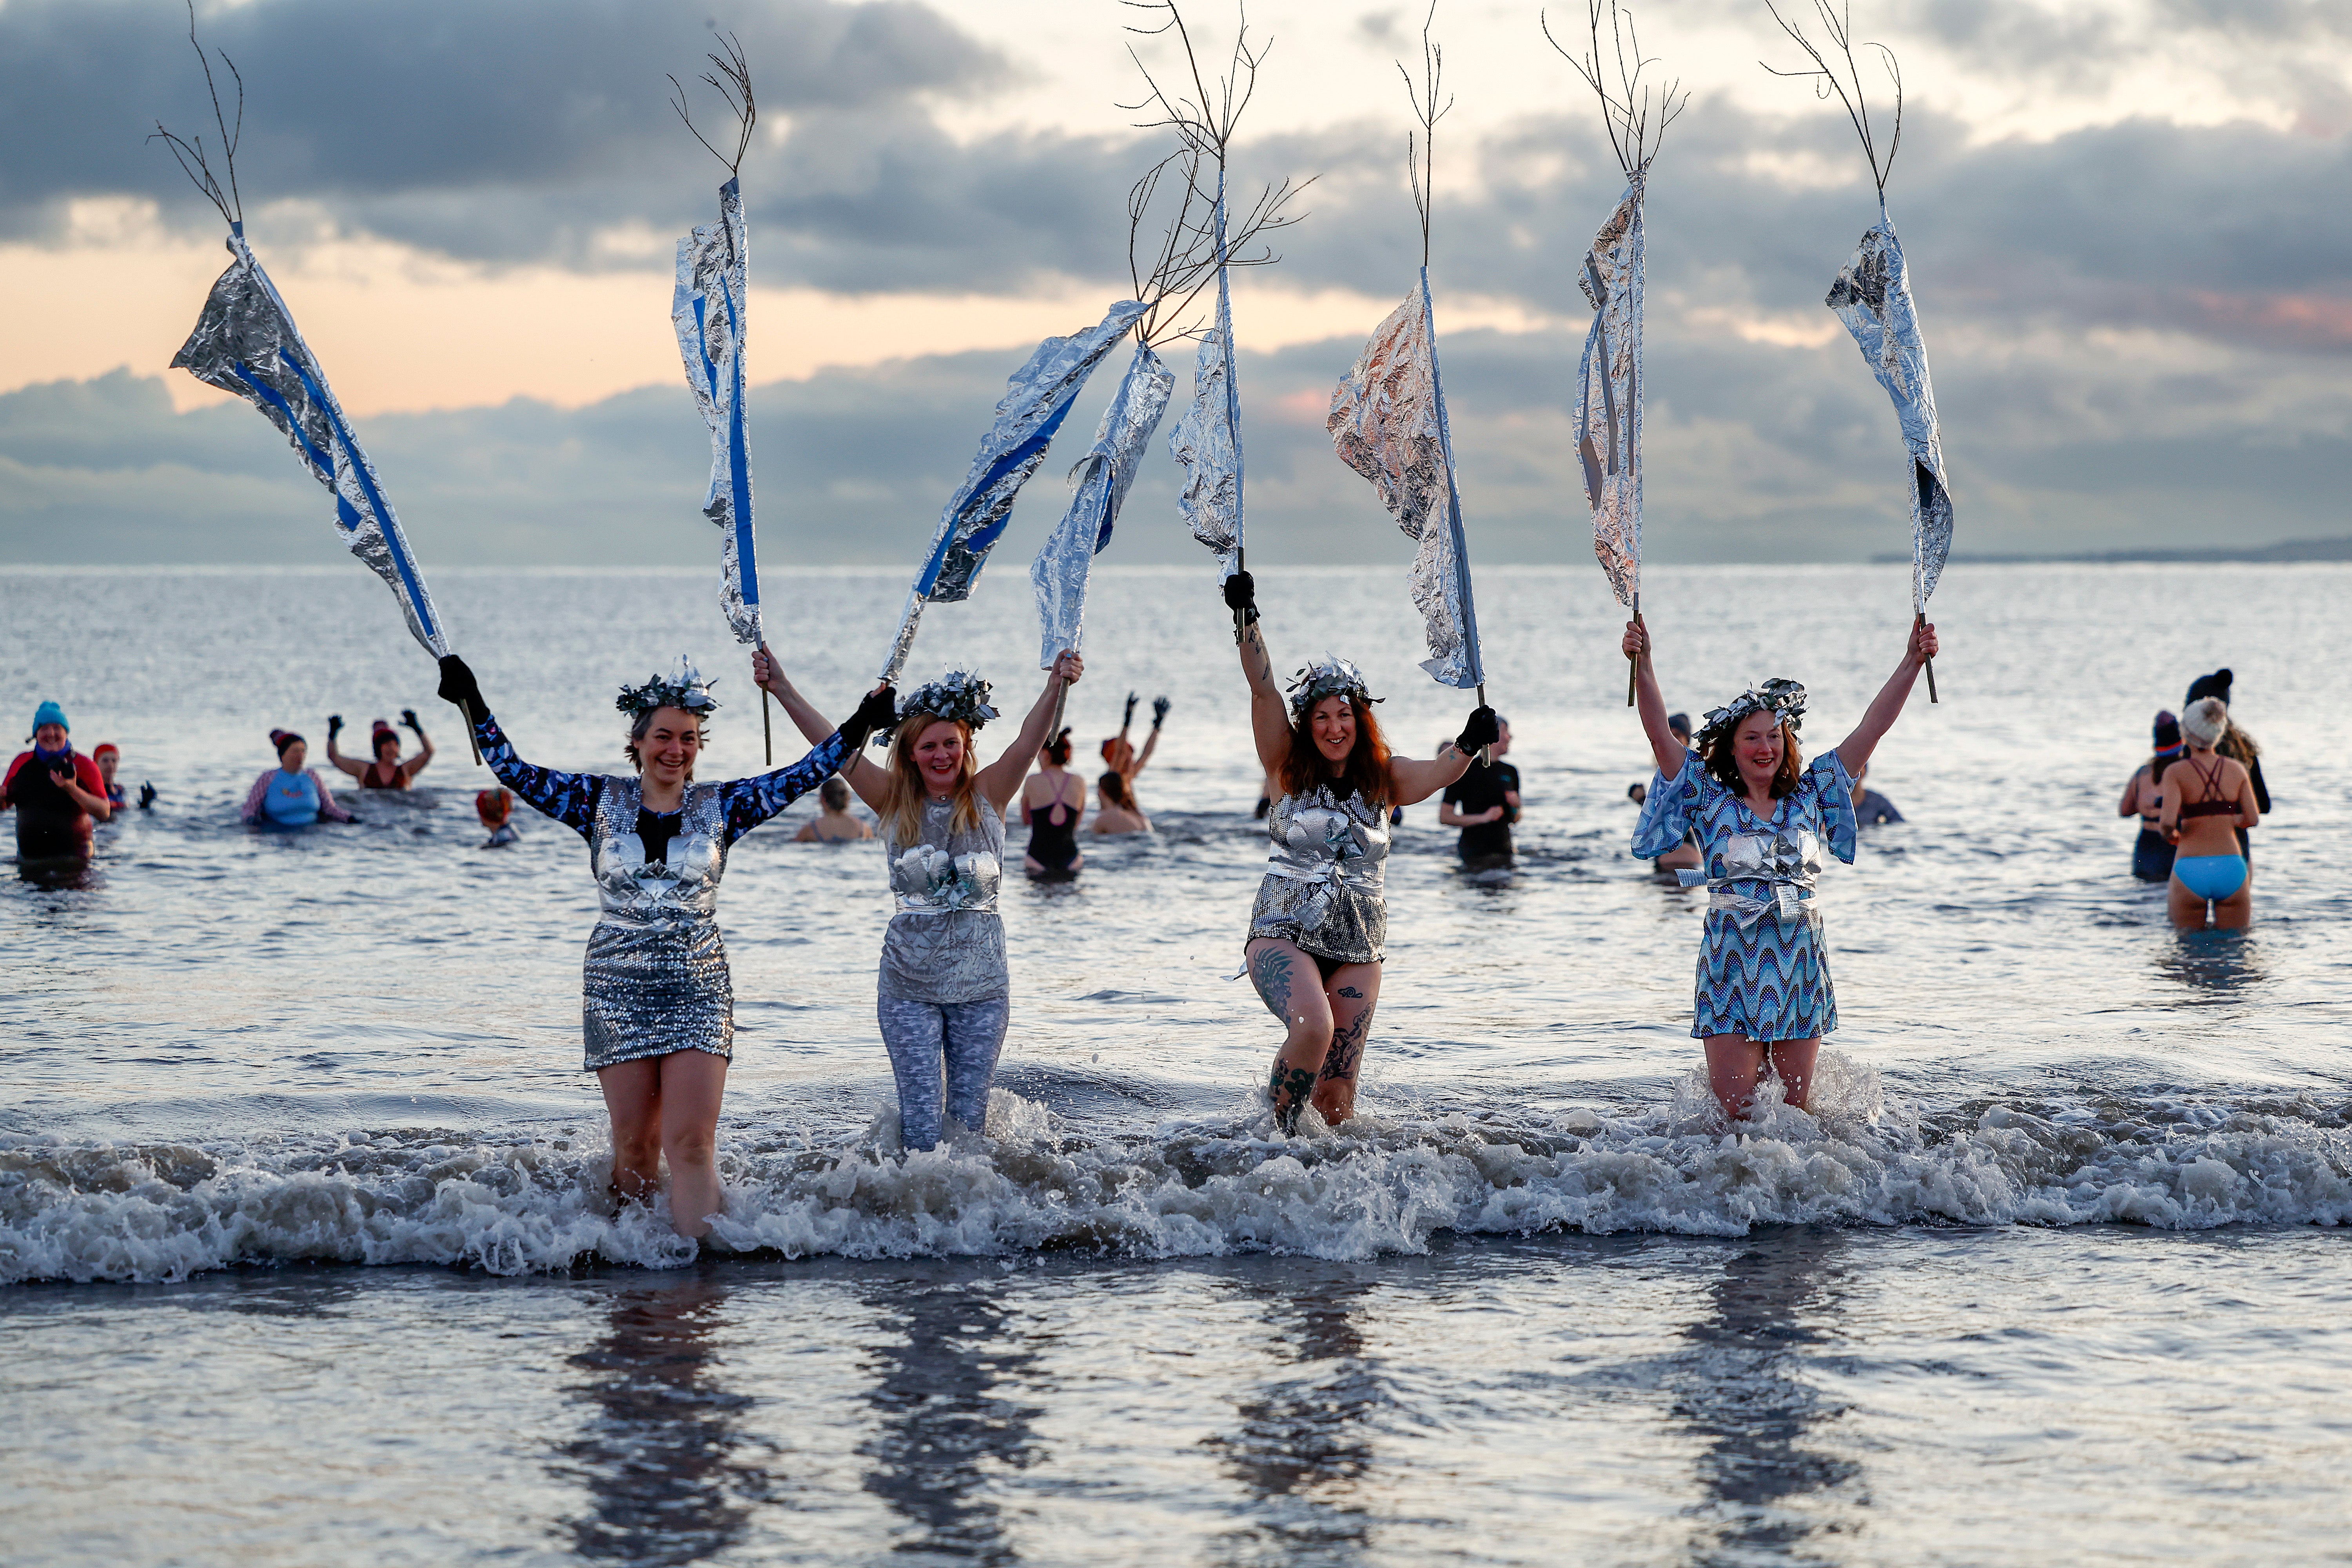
left=2, top=0, right=2347, bottom=571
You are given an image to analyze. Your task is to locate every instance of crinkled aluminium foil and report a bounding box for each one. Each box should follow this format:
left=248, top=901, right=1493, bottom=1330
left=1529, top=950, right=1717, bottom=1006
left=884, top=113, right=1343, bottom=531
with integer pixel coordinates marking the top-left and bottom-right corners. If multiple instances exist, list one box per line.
left=1169, top=207, right=1245, bottom=582
left=1828, top=214, right=1954, bottom=611
left=1574, top=180, right=1644, bottom=609
left=673, top=176, right=762, bottom=647
left=879, top=298, right=1148, bottom=682
left=172, top=227, right=450, bottom=658
left=1327, top=269, right=1486, bottom=689
left=1031, top=340, right=1174, bottom=668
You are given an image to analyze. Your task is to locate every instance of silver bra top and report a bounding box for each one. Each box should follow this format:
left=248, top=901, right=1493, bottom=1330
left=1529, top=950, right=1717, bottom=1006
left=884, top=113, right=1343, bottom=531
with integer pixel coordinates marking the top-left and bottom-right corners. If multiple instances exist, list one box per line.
left=885, top=793, right=1004, bottom=915
left=589, top=777, right=727, bottom=933
left=1264, top=787, right=1390, bottom=898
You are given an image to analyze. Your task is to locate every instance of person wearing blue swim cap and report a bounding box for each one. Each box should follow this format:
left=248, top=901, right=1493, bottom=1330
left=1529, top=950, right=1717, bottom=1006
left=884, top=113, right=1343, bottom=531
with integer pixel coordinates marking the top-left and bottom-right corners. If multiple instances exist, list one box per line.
left=2, top=701, right=113, bottom=861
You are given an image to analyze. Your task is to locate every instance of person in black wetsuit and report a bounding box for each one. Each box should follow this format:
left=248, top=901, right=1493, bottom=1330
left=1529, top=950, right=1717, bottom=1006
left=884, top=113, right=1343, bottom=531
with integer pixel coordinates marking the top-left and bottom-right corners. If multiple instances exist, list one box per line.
left=1439, top=715, right=1521, bottom=871
left=1020, top=727, right=1085, bottom=878
left=2184, top=670, right=2267, bottom=861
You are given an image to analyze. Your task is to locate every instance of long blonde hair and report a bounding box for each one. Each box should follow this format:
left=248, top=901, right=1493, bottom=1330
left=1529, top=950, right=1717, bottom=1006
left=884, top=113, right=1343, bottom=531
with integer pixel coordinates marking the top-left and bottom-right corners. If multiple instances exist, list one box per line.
left=881, top=713, right=983, bottom=846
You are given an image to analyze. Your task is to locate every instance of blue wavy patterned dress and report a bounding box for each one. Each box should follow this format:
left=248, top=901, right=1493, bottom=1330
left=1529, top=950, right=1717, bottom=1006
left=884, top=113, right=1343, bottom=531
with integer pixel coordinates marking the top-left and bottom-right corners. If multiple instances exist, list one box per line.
left=1632, top=750, right=1859, bottom=1042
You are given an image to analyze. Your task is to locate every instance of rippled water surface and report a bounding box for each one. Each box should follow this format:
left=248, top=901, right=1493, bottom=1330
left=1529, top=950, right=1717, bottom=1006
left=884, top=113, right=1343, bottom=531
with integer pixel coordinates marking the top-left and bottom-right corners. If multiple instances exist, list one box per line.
left=4, top=563, right=2348, bottom=1563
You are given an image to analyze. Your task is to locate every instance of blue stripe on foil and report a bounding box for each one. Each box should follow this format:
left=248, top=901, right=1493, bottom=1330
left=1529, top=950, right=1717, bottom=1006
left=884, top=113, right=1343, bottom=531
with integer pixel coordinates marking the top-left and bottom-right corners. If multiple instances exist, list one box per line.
left=229, top=362, right=334, bottom=480
left=1421, top=267, right=1485, bottom=688
left=717, top=272, right=758, bottom=612
left=280, top=347, right=439, bottom=645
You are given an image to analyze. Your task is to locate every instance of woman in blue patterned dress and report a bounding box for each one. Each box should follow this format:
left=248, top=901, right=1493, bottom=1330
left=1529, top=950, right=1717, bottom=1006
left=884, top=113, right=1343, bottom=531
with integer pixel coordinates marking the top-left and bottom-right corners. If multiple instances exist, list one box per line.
left=1623, top=616, right=1939, bottom=1123
left=434, top=652, right=896, bottom=1237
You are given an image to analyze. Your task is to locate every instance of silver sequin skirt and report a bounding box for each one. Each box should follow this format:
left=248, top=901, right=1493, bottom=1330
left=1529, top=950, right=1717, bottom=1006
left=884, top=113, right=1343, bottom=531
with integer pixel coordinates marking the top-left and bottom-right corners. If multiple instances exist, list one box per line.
left=1246, top=876, right=1386, bottom=965
left=581, top=919, right=733, bottom=1071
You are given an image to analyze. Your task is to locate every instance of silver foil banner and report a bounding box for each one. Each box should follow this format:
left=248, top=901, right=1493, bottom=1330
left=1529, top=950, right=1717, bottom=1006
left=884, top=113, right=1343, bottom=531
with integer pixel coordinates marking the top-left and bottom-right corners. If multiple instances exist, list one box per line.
left=1828, top=213, right=1954, bottom=610
left=1030, top=339, right=1174, bottom=668
left=1573, top=179, right=1644, bottom=609
left=879, top=298, right=1149, bottom=682
left=172, top=224, right=449, bottom=657
left=1327, top=269, right=1486, bottom=689
left=1168, top=192, right=1244, bottom=582
left=672, top=175, right=762, bottom=647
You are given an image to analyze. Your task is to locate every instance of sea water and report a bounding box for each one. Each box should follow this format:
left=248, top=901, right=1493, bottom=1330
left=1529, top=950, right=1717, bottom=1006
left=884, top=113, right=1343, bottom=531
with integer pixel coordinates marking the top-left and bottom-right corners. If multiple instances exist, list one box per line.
left=3, top=563, right=2348, bottom=1563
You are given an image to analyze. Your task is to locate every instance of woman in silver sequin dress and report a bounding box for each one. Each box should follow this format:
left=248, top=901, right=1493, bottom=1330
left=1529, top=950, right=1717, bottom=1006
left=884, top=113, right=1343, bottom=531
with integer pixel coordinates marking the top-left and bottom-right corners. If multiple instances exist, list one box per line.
left=1220, top=572, right=1498, bottom=1133
left=758, top=647, right=1082, bottom=1151
left=435, top=653, right=897, bottom=1237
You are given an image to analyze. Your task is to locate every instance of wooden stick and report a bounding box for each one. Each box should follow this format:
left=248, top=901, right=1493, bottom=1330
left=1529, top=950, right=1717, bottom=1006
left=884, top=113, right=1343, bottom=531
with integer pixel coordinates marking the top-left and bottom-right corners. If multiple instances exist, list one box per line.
left=452, top=695, right=481, bottom=765
left=761, top=688, right=774, bottom=765
left=1627, top=593, right=1643, bottom=708
left=1475, top=680, right=1493, bottom=766
left=1916, top=610, right=1938, bottom=704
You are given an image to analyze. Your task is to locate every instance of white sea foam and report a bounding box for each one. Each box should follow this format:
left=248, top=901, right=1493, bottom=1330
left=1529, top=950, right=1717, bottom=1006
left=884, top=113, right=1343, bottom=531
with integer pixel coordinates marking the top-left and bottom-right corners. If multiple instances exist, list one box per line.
left=4, top=1061, right=2347, bottom=1285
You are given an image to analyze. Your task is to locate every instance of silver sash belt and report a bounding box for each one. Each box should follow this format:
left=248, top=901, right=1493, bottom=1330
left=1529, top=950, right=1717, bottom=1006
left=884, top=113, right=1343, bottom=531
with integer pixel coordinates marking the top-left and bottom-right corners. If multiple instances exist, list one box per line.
left=594, top=909, right=718, bottom=938
left=1677, top=870, right=1819, bottom=928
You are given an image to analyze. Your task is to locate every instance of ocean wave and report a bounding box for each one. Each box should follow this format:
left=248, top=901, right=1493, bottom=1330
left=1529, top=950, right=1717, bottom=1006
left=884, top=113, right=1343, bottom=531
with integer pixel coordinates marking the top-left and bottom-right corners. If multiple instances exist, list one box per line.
left=5, top=1058, right=2348, bottom=1285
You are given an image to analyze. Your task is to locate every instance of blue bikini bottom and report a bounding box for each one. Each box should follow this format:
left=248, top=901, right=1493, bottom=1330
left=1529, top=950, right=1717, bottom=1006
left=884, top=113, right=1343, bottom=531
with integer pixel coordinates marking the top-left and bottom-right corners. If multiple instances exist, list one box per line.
left=2173, top=854, right=2247, bottom=901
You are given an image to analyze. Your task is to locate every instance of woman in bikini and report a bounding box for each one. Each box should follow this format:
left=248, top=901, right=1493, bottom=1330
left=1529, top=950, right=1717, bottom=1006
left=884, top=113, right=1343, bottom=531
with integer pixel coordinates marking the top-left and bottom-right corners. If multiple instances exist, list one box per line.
left=1019, top=728, right=1085, bottom=878
left=2156, top=697, right=2259, bottom=931
left=1624, top=614, right=1938, bottom=1123
left=327, top=711, right=434, bottom=790
left=2117, top=710, right=2183, bottom=883
left=1221, top=570, right=1496, bottom=1134
left=1091, top=768, right=1149, bottom=836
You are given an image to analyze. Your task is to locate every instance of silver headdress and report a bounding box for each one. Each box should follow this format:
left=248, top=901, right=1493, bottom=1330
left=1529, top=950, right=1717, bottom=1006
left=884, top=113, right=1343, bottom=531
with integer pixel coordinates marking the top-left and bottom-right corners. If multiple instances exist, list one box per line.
left=616, top=655, right=719, bottom=719
left=1286, top=656, right=1380, bottom=723
left=889, top=669, right=998, bottom=739
left=1698, top=678, right=1806, bottom=747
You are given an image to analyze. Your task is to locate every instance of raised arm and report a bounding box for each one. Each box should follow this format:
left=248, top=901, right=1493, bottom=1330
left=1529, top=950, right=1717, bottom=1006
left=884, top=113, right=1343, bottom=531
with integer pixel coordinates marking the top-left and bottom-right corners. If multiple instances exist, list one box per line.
left=1226, top=573, right=1292, bottom=778
left=323, top=718, right=366, bottom=780
left=1129, top=717, right=1162, bottom=779
left=401, top=711, right=435, bottom=780
left=437, top=655, right=603, bottom=838
left=717, top=731, right=851, bottom=845
left=753, top=644, right=895, bottom=809
left=1831, top=620, right=1940, bottom=777
left=1389, top=705, right=1496, bottom=807
left=1624, top=621, right=1685, bottom=778
left=979, top=652, right=1082, bottom=812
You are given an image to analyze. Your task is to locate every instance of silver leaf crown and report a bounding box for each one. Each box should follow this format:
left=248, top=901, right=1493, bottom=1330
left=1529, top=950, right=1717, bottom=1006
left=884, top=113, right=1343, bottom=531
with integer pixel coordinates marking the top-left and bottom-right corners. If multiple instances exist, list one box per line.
left=1699, top=678, right=1806, bottom=747
left=887, top=668, right=998, bottom=740
left=1286, top=655, right=1379, bottom=722
left=616, top=655, right=719, bottom=718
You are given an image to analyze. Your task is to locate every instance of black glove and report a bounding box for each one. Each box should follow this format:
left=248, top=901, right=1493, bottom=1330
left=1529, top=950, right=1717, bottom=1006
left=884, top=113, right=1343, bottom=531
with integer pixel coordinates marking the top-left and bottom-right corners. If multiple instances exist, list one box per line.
left=1455, top=705, right=1500, bottom=756
left=327, top=714, right=344, bottom=736
left=400, top=708, right=422, bottom=733
left=347, top=815, right=365, bottom=825
left=437, top=655, right=483, bottom=717
left=1151, top=695, right=1171, bottom=730
left=1222, top=570, right=1257, bottom=620
left=840, top=685, right=899, bottom=752
left=138, top=782, right=158, bottom=809
left=1122, top=691, right=1140, bottom=729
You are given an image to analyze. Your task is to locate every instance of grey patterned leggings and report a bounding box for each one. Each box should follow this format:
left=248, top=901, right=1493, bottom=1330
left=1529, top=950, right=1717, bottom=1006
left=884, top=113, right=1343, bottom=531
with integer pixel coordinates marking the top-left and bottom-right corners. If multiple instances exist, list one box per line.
left=875, top=994, right=1011, bottom=1151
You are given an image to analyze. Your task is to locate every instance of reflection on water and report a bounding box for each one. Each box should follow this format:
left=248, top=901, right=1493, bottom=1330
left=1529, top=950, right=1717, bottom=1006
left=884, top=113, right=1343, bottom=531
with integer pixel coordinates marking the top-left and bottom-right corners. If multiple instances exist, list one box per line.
left=1674, top=1230, right=1858, bottom=1567
left=2154, top=928, right=2264, bottom=997
left=557, top=1278, right=773, bottom=1566
left=1206, top=1267, right=1386, bottom=1565
left=855, top=1280, right=1043, bottom=1564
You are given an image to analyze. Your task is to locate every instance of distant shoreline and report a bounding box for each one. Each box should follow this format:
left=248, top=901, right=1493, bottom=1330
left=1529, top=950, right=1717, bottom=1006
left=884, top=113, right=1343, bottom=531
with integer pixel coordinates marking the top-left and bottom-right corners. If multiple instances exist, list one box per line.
left=1871, top=536, right=2352, bottom=565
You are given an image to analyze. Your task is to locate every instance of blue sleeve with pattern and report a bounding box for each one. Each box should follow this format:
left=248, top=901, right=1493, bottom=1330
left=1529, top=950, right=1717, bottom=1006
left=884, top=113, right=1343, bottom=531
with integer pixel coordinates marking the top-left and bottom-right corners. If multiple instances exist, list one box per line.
left=473, top=709, right=602, bottom=840
left=1632, top=758, right=1711, bottom=859
left=718, top=731, right=850, bottom=846
left=1810, top=750, right=1860, bottom=865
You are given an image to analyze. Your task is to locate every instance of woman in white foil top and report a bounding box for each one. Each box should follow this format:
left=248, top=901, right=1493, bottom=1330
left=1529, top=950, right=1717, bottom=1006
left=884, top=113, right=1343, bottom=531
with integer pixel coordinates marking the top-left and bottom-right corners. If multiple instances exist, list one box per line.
left=434, top=652, right=895, bottom=1238
left=1220, top=571, right=1498, bottom=1134
left=759, top=648, right=1081, bottom=1151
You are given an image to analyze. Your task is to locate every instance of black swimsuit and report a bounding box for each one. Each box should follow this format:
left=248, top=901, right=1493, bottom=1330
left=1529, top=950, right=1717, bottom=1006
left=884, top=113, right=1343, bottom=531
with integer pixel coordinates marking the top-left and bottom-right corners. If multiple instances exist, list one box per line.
left=1027, top=778, right=1081, bottom=873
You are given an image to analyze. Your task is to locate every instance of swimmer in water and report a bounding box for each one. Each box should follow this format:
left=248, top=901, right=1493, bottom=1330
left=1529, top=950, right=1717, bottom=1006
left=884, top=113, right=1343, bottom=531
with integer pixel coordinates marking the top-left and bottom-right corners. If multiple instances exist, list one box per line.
left=1018, top=728, right=1085, bottom=876
left=1633, top=711, right=1702, bottom=875
left=2, top=702, right=113, bottom=861
left=438, top=651, right=888, bottom=1236
left=2118, top=710, right=2183, bottom=882
left=328, top=711, right=434, bottom=790
left=1100, top=692, right=1167, bottom=814
left=798, top=775, right=875, bottom=843
left=1091, top=768, right=1150, bottom=835
left=477, top=786, right=520, bottom=847
left=240, top=730, right=357, bottom=828
left=2157, top=697, right=2259, bottom=931
left=1625, top=613, right=1938, bottom=1123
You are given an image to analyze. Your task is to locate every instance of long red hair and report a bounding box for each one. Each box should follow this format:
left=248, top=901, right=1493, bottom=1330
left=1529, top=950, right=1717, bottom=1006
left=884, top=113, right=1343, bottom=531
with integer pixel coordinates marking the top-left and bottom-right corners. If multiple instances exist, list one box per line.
left=1278, top=694, right=1392, bottom=808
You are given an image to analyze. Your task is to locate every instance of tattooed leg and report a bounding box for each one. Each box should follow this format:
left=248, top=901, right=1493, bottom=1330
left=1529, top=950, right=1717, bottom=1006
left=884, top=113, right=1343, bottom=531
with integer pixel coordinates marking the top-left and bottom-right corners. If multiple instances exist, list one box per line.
left=1246, top=938, right=1334, bottom=1134
left=1314, top=962, right=1382, bottom=1125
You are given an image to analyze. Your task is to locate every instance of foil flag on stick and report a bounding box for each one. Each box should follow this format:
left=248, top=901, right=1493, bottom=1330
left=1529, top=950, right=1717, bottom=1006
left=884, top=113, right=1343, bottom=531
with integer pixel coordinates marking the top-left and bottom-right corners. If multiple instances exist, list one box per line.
left=673, top=176, right=762, bottom=652
left=174, top=225, right=450, bottom=663
left=1575, top=180, right=1644, bottom=618
left=878, top=299, right=1149, bottom=684
left=1031, top=339, right=1176, bottom=670
left=1168, top=185, right=1246, bottom=599
left=1828, top=212, right=1951, bottom=700
left=1327, top=269, right=1487, bottom=691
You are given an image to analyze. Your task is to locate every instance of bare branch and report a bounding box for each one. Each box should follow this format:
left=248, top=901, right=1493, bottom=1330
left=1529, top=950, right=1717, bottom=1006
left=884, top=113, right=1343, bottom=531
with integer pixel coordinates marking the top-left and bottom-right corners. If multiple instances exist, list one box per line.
left=1397, top=2, right=1454, bottom=268
left=147, top=0, right=245, bottom=229
left=1758, top=0, right=1903, bottom=201
left=1541, top=0, right=1688, bottom=181
left=671, top=33, right=757, bottom=178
